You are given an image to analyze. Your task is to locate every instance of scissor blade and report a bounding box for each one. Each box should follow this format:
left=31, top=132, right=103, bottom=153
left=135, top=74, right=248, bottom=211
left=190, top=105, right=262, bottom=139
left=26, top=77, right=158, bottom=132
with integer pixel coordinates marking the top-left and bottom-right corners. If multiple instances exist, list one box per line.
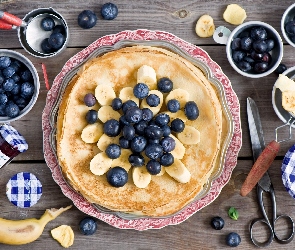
left=247, top=97, right=271, bottom=192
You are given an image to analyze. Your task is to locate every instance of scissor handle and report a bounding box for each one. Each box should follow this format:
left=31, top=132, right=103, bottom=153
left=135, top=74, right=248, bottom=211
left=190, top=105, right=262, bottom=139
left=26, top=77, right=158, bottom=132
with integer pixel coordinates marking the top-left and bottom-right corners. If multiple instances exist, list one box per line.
left=0, top=10, right=26, bottom=27
left=250, top=218, right=274, bottom=247
left=273, top=214, right=295, bottom=244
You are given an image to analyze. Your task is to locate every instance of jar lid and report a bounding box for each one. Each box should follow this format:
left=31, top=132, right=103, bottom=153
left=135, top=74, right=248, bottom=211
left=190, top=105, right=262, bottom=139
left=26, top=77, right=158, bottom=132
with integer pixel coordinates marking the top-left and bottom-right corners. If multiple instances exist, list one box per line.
left=6, top=172, right=42, bottom=208
left=282, top=144, right=295, bottom=198
left=0, top=124, right=28, bottom=153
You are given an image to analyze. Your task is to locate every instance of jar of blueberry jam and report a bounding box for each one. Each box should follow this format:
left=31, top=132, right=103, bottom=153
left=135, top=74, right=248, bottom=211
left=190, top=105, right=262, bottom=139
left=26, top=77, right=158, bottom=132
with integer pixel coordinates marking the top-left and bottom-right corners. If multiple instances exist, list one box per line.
left=0, top=124, right=28, bottom=168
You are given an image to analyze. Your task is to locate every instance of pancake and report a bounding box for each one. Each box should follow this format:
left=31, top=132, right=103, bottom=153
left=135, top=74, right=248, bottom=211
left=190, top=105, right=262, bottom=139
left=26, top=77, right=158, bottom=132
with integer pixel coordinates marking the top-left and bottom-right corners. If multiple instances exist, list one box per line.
left=56, top=46, right=223, bottom=217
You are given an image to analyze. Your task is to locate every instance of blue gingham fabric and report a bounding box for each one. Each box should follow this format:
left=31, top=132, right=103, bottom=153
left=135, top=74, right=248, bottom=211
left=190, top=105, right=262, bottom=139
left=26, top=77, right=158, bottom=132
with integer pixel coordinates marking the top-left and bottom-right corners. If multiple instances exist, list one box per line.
left=282, top=144, right=295, bottom=199
left=6, top=172, right=42, bottom=208
left=0, top=124, right=28, bottom=153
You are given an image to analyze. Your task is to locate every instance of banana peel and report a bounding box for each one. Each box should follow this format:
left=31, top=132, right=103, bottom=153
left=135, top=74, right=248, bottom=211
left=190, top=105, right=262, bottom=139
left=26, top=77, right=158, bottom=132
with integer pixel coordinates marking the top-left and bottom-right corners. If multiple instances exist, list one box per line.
left=0, top=205, right=72, bottom=245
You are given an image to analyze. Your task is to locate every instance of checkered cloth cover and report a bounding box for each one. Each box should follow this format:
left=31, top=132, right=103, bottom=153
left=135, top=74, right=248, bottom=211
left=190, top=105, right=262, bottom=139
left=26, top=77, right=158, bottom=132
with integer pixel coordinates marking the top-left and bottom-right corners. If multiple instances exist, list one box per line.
left=0, top=124, right=28, bottom=152
left=282, top=144, right=295, bottom=199
left=6, top=172, right=42, bottom=208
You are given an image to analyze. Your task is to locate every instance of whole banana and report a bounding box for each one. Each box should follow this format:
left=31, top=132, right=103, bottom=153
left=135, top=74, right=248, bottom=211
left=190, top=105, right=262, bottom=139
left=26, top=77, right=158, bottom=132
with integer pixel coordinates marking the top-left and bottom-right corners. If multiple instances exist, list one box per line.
left=0, top=205, right=72, bottom=245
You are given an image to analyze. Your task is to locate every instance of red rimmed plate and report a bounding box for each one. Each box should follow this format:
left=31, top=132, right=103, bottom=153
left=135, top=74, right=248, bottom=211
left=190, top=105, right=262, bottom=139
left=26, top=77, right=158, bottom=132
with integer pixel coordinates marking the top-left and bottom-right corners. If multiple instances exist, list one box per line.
left=42, top=29, right=242, bottom=230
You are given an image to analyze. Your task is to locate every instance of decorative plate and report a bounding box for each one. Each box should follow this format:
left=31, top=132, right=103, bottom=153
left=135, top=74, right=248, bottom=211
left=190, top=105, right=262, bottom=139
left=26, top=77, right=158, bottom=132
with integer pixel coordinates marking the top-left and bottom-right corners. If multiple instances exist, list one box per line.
left=42, top=29, right=242, bottom=230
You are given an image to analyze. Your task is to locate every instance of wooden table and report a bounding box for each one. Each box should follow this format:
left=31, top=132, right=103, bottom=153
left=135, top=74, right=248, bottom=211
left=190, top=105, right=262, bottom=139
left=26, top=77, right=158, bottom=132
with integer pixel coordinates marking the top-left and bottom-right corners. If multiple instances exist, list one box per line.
left=1, top=1, right=295, bottom=249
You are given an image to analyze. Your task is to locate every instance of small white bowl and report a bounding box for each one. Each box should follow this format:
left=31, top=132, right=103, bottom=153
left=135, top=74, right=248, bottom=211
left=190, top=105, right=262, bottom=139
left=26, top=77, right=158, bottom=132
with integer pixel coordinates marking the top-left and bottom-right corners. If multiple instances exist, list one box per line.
left=281, top=3, right=295, bottom=47
left=226, top=21, right=283, bottom=78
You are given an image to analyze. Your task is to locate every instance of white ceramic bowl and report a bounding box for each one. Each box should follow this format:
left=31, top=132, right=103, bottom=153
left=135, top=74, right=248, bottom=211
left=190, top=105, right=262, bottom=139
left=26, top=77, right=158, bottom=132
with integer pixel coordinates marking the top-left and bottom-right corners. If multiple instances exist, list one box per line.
left=0, top=49, right=39, bottom=123
left=281, top=3, right=295, bottom=47
left=226, top=21, right=283, bottom=78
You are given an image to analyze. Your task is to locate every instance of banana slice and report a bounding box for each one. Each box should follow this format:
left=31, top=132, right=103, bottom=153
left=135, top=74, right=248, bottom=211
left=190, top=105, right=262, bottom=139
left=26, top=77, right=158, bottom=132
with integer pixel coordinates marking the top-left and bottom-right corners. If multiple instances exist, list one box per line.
left=165, top=110, right=188, bottom=123
left=140, top=90, right=163, bottom=116
left=97, top=134, right=120, bottom=151
left=275, top=74, right=295, bottom=92
left=98, top=106, right=121, bottom=123
left=119, top=87, right=139, bottom=106
left=95, top=84, right=116, bottom=106
left=81, top=122, right=104, bottom=143
left=156, top=166, right=166, bottom=176
left=90, top=152, right=112, bottom=175
left=177, top=125, right=200, bottom=145
left=169, top=134, right=185, bottom=159
left=282, top=91, right=295, bottom=112
left=51, top=225, right=74, bottom=248
left=132, top=167, right=152, bottom=188
left=165, top=159, right=191, bottom=183
left=165, top=89, right=189, bottom=108
left=223, top=4, right=247, bottom=25
left=137, top=65, right=157, bottom=90
left=111, top=149, right=133, bottom=172
left=195, top=14, right=215, bottom=38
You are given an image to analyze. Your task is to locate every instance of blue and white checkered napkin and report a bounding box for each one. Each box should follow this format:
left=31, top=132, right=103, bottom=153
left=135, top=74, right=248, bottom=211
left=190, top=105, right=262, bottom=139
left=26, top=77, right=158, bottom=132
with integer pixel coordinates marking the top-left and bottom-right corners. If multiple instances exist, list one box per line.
left=6, top=172, right=42, bottom=208
left=0, top=124, right=28, bottom=153
left=282, top=144, right=295, bottom=199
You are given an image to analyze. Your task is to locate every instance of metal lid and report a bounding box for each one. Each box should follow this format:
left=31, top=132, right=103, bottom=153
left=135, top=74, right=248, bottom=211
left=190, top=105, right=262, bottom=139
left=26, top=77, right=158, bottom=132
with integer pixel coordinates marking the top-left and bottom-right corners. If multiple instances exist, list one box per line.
left=0, top=124, right=28, bottom=153
left=282, top=144, right=295, bottom=198
left=6, top=172, right=42, bottom=208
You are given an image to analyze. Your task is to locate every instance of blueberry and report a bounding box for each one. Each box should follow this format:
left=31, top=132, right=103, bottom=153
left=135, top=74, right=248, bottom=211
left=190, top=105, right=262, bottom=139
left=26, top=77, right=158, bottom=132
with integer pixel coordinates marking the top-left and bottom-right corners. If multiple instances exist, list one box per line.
left=11, top=74, right=20, bottom=83
left=232, top=50, right=246, bottom=62
left=0, top=74, right=4, bottom=85
left=265, top=39, right=275, bottom=52
left=285, top=21, right=295, bottom=35
left=85, top=109, right=98, bottom=124
left=226, top=232, right=241, bottom=247
left=0, top=104, right=6, bottom=116
left=9, top=60, right=21, bottom=72
left=133, top=120, right=148, bottom=135
left=238, top=30, right=250, bottom=38
left=2, top=66, right=15, bottom=78
left=0, top=56, right=11, bottom=69
left=157, top=77, right=173, bottom=93
left=133, top=83, right=149, bottom=99
left=211, top=216, right=225, bottom=230
left=105, top=144, right=121, bottom=159
left=40, top=16, right=55, bottom=31
left=41, top=38, right=53, bottom=54
left=161, top=124, right=171, bottom=137
left=15, top=97, right=27, bottom=110
left=5, top=103, right=20, bottom=118
left=128, top=153, right=145, bottom=167
left=146, top=94, right=160, bottom=107
left=254, top=62, right=268, bottom=73
left=101, top=2, right=118, bottom=20
left=155, top=113, right=170, bottom=126
left=252, top=40, right=268, bottom=53
left=170, top=118, right=185, bottom=133
left=231, top=37, right=241, bottom=51
left=20, top=82, right=34, bottom=98
left=122, top=100, right=137, bottom=113
left=240, top=36, right=252, bottom=51
left=261, top=52, right=272, bottom=63
left=84, top=93, right=96, bottom=107
left=48, top=32, right=65, bottom=50
left=103, top=119, right=121, bottom=137
left=122, top=125, right=135, bottom=140
left=159, top=152, right=174, bottom=166
left=125, top=106, right=143, bottom=123
left=146, top=160, right=161, bottom=175
left=130, top=135, right=147, bottom=153
left=52, top=24, right=65, bottom=35
left=145, top=143, right=163, bottom=160
left=0, top=93, right=8, bottom=105
left=160, top=136, right=175, bottom=152
left=250, top=26, right=267, bottom=41
left=275, top=63, right=287, bottom=74
left=144, top=125, right=163, bottom=139
left=148, top=138, right=160, bottom=144
left=79, top=217, right=97, bottom=235
left=167, top=99, right=180, bottom=113
left=78, top=10, right=97, bottom=29
left=250, top=50, right=263, bottom=61
left=238, top=61, right=252, bottom=72
left=3, top=78, right=15, bottom=92
left=106, top=166, right=128, bottom=187
left=243, top=56, right=255, bottom=65
left=141, top=108, right=153, bottom=122
left=111, top=97, right=122, bottom=110
left=20, top=70, right=32, bottom=82
left=119, top=115, right=130, bottom=126
left=184, top=101, right=199, bottom=120
left=119, top=136, right=130, bottom=149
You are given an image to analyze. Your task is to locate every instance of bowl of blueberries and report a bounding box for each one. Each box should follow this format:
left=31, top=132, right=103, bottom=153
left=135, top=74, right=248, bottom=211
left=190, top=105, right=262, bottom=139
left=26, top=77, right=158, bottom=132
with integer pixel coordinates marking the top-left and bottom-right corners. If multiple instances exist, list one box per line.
left=0, top=50, right=39, bottom=122
left=18, top=7, right=68, bottom=58
left=281, top=3, right=295, bottom=47
left=226, top=21, right=283, bottom=78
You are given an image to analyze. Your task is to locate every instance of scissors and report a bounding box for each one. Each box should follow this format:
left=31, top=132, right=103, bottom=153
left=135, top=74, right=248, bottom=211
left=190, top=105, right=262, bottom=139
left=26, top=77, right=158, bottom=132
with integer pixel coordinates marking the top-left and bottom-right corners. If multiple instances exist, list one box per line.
left=247, top=97, right=295, bottom=247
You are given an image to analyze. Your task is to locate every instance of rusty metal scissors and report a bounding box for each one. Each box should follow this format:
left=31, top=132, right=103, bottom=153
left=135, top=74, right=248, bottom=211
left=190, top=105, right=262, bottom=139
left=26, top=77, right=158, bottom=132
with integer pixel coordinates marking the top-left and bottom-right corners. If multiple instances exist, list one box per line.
left=247, top=97, right=295, bottom=247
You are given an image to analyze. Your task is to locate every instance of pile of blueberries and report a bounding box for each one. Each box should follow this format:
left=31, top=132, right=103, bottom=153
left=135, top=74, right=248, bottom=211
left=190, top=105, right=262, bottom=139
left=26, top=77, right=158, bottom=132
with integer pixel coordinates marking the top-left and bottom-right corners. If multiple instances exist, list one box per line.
left=84, top=78, right=199, bottom=187
left=40, top=17, right=66, bottom=54
left=0, top=56, right=34, bottom=118
left=231, top=26, right=276, bottom=73
left=285, top=18, right=295, bottom=43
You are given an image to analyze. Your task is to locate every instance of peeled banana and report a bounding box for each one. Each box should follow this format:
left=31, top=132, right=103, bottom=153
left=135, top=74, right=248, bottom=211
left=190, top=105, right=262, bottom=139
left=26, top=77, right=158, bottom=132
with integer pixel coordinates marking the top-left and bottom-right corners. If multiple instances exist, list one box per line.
left=0, top=205, right=72, bottom=245
left=177, top=125, right=200, bottom=145
left=165, top=159, right=191, bottom=183
left=90, top=152, right=112, bottom=175
left=98, top=105, right=121, bottom=123
left=81, top=122, right=104, bottom=143
left=195, top=14, right=215, bottom=38
left=137, top=65, right=157, bottom=90
left=51, top=225, right=74, bottom=248
left=132, top=167, right=152, bottom=188
left=95, top=84, right=116, bottom=106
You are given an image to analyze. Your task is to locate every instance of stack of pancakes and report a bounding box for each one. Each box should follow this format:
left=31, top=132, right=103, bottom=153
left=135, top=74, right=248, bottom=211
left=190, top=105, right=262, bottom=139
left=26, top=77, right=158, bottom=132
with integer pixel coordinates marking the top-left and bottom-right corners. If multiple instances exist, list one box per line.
left=56, top=46, right=225, bottom=217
